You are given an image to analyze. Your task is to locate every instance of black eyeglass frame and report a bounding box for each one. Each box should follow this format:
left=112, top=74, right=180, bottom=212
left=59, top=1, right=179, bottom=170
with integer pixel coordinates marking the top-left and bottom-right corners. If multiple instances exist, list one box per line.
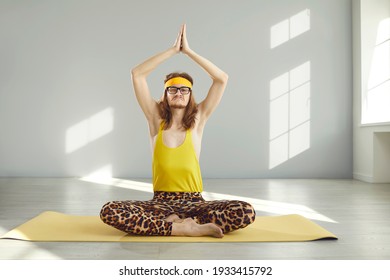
left=166, top=86, right=192, bottom=95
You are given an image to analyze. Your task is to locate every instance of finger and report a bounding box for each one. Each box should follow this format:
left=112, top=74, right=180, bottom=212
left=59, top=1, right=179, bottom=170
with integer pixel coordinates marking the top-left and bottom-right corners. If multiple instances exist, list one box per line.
left=179, top=24, right=184, bottom=37
left=181, top=24, right=185, bottom=39
left=180, top=25, right=184, bottom=49
left=177, top=27, right=182, bottom=40
left=174, top=27, right=182, bottom=48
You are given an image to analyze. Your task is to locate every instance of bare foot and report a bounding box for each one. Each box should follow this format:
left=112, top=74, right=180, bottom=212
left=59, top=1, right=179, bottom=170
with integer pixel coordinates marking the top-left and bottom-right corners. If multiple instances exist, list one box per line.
left=172, top=218, right=224, bottom=238
left=165, top=214, right=184, bottom=223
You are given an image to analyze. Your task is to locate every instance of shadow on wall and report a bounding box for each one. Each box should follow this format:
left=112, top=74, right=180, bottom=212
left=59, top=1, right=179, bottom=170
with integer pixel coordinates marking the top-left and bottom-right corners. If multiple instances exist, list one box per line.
left=66, top=107, right=114, bottom=154
left=64, top=107, right=116, bottom=178
left=269, top=9, right=311, bottom=169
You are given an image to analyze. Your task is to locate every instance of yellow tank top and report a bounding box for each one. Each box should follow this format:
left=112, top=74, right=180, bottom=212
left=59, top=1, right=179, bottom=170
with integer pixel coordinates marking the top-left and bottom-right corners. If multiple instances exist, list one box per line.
left=152, top=123, right=203, bottom=193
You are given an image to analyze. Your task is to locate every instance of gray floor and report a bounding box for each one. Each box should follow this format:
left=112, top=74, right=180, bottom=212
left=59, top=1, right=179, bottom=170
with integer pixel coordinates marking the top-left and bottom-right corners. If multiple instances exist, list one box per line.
left=0, top=177, right=389, bottom=260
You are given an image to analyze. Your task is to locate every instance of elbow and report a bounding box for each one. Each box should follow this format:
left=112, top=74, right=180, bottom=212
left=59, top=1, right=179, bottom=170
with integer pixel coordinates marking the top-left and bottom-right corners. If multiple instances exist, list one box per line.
left=131, top=69, right=146, bottom=81
left=130, top=68, right=139, bottom=78
left=223, top=72, right=229, bottom=83
left=213, top=72, right=228, bottom=85
left=131, top=68, right=148, bottom=80
left=218, top=72, right=229, bottom=84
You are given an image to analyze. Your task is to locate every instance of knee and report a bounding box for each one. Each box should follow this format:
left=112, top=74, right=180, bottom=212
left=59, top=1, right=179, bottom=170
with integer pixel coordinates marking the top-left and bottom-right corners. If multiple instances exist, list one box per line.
left=235, top=201, right=256, bottom=224
left=99, top=201, right=138, bottom=233
left=99, top=201, right=117, bottom=223
left=243, top=202, right=256, bottom=223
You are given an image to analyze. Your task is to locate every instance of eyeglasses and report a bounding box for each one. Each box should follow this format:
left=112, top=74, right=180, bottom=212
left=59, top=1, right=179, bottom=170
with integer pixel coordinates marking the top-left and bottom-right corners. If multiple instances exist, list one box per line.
left=166, top=86, right=191, bottom=95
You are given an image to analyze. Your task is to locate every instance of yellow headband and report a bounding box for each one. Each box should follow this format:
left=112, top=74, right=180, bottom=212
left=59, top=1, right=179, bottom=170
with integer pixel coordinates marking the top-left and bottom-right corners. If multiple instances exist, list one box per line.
left=164, top=77, right=192, bottom=89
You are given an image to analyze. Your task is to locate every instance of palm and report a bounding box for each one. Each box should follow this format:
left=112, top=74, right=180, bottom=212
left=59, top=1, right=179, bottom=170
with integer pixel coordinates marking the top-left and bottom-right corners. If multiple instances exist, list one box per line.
left=181, top=24, right=191, bottom=54
left=173, top=24, right=190, bottom=54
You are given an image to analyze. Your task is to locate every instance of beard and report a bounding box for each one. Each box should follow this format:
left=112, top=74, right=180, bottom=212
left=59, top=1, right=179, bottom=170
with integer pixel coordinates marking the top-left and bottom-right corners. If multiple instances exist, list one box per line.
left=169, top=98, right=188, bottom=109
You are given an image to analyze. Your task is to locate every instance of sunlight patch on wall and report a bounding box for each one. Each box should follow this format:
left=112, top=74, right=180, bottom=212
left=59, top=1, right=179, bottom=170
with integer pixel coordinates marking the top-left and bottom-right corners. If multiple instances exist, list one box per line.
left=269, top=61, right=311, bottom=169
left=66, top=108, right=114, bottom=154
left=270, top=9, right=311, bottom=49
left=362, top=18, right=390, bottom=124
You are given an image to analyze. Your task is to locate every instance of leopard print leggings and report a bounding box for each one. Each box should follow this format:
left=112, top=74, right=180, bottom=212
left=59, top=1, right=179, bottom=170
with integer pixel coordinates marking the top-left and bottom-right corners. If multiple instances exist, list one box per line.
left=100, top=192, right=256, bottom=236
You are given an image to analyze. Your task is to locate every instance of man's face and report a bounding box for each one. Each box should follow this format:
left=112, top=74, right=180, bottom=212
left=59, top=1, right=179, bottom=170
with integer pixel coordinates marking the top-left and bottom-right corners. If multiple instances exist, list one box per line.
left=166, top=84, right=191, bottom=109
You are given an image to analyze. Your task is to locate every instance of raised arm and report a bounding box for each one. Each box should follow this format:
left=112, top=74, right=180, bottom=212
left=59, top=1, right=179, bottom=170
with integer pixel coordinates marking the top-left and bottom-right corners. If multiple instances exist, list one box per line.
left=181, top=24, right=229, bottom=122
left=131, top=28, right=182, bottom=122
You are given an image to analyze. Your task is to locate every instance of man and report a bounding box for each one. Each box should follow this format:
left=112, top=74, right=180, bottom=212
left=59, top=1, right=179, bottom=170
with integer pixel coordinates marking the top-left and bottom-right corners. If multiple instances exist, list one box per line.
left=100, top=24, right=255, bottom=238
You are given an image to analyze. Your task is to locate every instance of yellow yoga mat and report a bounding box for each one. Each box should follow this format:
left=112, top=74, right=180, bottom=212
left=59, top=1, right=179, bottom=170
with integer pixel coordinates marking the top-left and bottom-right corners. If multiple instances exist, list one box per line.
left=0, top=211, right=337, bottom=242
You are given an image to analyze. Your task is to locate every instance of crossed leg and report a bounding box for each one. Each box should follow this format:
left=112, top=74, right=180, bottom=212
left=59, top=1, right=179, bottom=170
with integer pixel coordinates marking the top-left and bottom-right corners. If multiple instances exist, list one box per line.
left=166, top=214, right=224, bottom=238
left=177, top=200, right=256, bottom=234
left=100, top=197, right=255, bottom=238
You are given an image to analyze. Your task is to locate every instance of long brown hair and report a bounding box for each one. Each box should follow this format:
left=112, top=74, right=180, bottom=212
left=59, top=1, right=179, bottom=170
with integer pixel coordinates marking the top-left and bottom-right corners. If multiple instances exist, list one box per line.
left=159, top=72, right=198, bottom=130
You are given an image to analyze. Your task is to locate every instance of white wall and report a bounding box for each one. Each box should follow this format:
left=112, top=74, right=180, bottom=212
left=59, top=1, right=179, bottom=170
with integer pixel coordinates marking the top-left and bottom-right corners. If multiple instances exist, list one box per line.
left=360, top=0, right=390, bottom=125
left=353, top=0, right=390, bottom=183
left=0, top=0, right=353, bottom=179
